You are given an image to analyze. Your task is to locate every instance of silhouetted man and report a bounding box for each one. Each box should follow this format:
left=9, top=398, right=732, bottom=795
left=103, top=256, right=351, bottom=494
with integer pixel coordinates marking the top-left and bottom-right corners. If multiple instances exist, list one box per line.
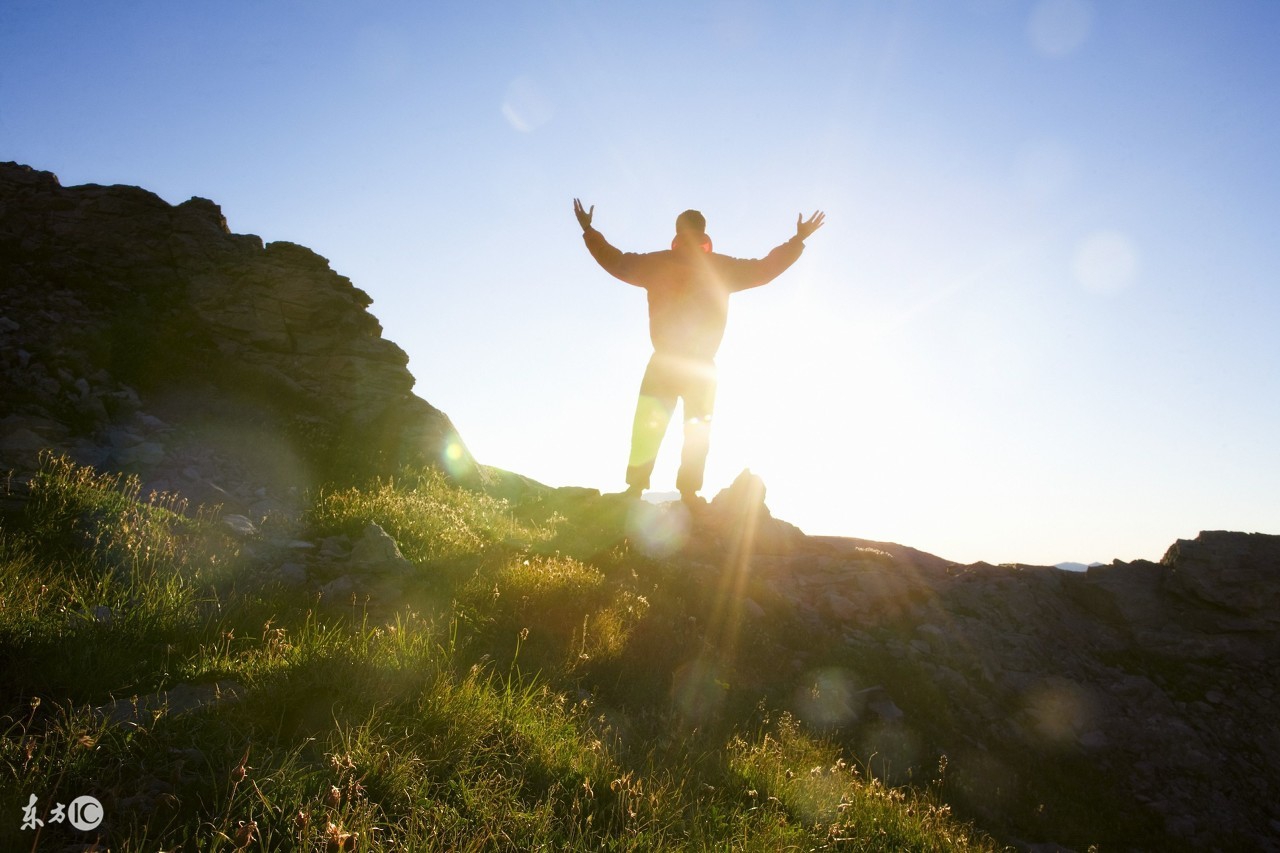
left=574, top=199, right=825, bottom=502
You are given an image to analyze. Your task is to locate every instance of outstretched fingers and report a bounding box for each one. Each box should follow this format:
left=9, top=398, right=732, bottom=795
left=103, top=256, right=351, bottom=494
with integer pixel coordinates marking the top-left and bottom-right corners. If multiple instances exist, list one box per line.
left=796, top=209, right=826, bottom=240
left=573, top=198, right=595, bottom=230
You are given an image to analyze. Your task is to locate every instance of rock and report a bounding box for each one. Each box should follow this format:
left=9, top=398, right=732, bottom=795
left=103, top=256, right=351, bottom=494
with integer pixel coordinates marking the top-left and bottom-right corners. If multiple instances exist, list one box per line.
left=318, top=535, right=351, bottom=558
left=275, top=562, right=308, bottom=587
left=1163, top=531, right=1280, bottom=621
left=349, top=522, right=415, bottom=575
left=707, top=469, right=805, bottom=555
left=114, top=441, right=166, bottom=467
left=0, top=427, right=47, bottom=454
left=1077, top=730, right=1107, bottom=750
left=135, top=412, right=169, bottom=431
left=107, top=427, right=144, bottom=448
left=81, top=605, right=115, bottom=626
left=221, top=514, right=257, bottom=538
left=860, top=687, right=904, bottom=722
left=320, top=575, right=357, bottom=600
left=0, top=160, right=478, bottom=502
left=1016, top=844, right=1078, bottom=853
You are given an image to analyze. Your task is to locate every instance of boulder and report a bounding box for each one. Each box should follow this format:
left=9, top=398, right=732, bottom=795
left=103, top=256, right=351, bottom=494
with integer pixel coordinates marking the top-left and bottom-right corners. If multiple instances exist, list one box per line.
left=349, top=522, right=415, bottom=575
left=707, top=469, right=805, bottom=555
left=1162, top=531, right=1280, bottom=622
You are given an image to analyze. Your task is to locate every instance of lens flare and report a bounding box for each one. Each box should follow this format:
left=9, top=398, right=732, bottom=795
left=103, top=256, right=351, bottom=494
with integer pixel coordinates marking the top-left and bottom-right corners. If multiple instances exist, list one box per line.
left=501, top=76, right=553, bottom=133
left=1022, top=678, right=1096, bottom=745
left=1028, top=0, right=1094, bottom=59
left=441, top=438, right=470, bottom=479
left=795, top=667, right=863, bottom=729
left=626, top=500, right=690, bottom=557
left=671, top=655, right=728, bottom=723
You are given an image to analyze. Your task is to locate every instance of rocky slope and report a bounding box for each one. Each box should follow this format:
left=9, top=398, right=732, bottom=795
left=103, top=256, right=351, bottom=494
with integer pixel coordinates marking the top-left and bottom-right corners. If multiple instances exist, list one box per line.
left=1, top=161, right=473, bottom=517
left=534, top=476, right=1280, bottom=851
left=743, top=520, right=1280, bottom=850
left=2, top=163, right=1277, bottom=851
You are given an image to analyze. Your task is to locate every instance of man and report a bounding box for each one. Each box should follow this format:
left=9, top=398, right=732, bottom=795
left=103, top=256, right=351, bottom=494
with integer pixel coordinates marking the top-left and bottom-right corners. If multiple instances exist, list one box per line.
left=574, top=198, right=825, bottom=502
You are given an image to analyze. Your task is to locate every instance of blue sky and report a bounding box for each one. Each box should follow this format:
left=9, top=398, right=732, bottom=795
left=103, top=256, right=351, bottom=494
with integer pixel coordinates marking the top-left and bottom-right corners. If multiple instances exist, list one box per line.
left=4, top=0, right=1278, bottom=565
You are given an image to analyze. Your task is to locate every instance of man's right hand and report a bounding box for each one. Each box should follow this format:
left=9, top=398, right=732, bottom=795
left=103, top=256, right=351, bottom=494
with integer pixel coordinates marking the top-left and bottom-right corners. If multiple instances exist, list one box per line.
left=574, top=198, right=595, bottom=232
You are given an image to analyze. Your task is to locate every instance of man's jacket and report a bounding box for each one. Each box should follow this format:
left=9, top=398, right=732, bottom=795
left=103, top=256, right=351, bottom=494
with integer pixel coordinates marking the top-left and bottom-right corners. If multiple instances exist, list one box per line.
left=582, top=228, right=804, bottom=361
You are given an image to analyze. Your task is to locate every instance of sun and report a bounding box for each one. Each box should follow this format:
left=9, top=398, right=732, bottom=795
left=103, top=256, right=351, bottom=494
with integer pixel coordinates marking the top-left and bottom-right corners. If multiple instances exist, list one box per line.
left=707, top=279, right=934, bottom=541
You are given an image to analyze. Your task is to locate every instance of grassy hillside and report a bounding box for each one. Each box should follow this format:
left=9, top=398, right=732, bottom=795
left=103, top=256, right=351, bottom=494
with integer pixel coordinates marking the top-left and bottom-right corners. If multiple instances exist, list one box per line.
left=1, top=454, right=1003, bottom=851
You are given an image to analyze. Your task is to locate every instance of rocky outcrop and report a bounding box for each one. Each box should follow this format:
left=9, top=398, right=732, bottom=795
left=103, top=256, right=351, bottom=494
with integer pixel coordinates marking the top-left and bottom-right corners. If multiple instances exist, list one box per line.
left=513, top=477, right=1278, bottom=848
left=0, top=162, right=474, bottom=514
left=1163, top=530, right=1280, bottom=621
left=706, top=505, right=1280, bottom=850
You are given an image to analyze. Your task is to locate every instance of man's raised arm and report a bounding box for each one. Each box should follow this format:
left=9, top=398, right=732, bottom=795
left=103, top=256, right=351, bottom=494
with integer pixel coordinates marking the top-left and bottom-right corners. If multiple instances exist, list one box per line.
left=725, top=210, right=827, bottom=292
left=574, top=198, right=648, bottom=286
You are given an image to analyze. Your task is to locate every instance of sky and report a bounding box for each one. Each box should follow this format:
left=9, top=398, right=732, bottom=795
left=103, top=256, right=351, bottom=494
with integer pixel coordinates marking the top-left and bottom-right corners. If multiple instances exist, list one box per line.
left=3, top=0, right=1278, bottom=566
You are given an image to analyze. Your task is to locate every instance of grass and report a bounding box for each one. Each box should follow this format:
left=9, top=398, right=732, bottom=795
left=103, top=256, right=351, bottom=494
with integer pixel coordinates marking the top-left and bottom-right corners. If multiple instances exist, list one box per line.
left=1, top=453, right=1003, bottom=851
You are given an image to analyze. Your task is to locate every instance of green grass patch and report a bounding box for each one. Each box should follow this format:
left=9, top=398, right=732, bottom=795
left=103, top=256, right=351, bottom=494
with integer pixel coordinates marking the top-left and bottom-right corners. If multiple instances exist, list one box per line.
left=1, top=456, right=1002, bottom=850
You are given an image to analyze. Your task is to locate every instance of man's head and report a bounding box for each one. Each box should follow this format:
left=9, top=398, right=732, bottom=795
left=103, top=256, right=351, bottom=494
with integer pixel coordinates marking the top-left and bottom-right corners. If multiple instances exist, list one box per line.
left=673, top=209, right=712, bottom=253
left=675, top=209, right=706, bottom=236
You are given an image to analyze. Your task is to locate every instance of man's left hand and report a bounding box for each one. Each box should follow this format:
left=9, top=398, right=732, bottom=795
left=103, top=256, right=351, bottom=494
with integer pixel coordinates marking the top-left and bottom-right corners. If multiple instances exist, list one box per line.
left=796, top=210, right=826, bottom=241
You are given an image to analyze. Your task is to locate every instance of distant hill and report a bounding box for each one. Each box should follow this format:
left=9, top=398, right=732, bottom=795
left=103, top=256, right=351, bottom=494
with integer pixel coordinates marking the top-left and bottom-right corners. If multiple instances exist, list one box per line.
left=1054, top=561, right=1104, bottom=572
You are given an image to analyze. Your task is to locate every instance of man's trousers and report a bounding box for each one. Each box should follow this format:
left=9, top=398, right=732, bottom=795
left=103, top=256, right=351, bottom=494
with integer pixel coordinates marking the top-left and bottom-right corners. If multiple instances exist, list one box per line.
left=625, top=352, right=717, bottom=494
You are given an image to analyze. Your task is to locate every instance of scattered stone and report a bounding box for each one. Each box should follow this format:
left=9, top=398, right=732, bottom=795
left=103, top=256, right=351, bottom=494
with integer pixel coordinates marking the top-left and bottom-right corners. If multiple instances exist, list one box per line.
left=0, top=428, right=46, bottom=454
left=867, top=694, right=904, bottom=723
left=320, top=575, right=357, bottom=600
left=349, top=522, right=414, bottom=574
left=221, top=514, right=257, bottom=538
left=318, top=535, right=351, bottom=558
left=276, top=562, right=309, bottom=587
left=1078, top=730, right=1108, bottom=750
left=115, top=441, right=166, bottom=467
